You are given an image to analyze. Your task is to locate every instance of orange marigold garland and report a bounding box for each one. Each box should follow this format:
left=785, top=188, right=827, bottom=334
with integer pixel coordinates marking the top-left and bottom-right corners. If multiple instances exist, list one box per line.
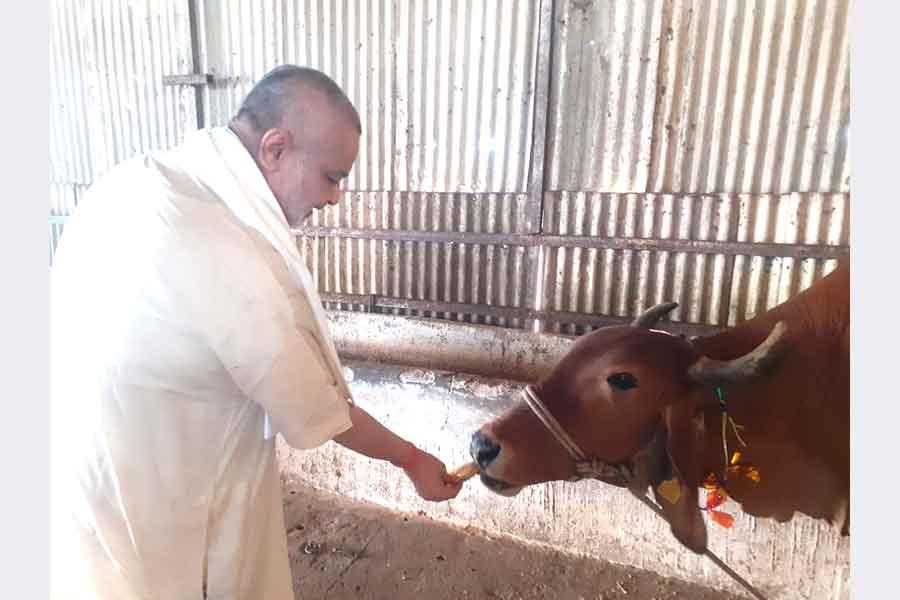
left=655, top=388, right=763, bottom=530
left=703, top=472, right=735, bottom=528
left=727, top=450, right=761, bottom=483
left=702, top=451, right=762, bottom=529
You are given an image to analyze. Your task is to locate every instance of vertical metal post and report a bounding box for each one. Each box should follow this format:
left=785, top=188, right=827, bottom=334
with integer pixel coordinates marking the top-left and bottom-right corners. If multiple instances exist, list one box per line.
left=524, top=0, right=556, bottom=332
left=187, top=0, right=208, bottom=129
left=716, top=196, right=741, bottom=327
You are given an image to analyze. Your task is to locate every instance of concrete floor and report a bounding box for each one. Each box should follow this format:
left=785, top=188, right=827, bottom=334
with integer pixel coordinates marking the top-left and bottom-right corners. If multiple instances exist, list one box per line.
left=283, top=480, right=741, bottom=600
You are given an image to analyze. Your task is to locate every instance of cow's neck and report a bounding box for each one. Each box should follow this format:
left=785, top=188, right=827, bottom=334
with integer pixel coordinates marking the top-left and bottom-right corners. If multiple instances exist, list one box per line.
left=686, top=265, right=850, bottom=533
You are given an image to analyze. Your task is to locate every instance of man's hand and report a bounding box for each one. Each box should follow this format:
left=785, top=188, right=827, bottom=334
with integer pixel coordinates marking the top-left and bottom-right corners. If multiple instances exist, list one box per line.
left=333, top=404, right=463, bottom=501
left=399, top=447, right=463, bottom=501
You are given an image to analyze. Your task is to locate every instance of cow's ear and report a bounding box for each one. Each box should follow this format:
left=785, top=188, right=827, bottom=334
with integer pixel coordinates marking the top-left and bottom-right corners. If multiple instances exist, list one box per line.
left=654, top=399, right=707, bottom=553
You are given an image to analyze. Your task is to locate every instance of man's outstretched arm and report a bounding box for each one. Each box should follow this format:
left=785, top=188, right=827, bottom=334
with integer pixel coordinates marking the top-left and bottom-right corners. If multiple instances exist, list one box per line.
left=333, top=403, right=463, bottom=502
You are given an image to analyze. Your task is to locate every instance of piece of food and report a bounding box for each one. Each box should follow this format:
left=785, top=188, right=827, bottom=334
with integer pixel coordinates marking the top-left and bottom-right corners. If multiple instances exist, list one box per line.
left=449, top=461, right=480, bottom=482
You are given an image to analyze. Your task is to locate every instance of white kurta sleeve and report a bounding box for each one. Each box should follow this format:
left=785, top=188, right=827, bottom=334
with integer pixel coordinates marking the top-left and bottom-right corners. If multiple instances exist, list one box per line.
left=192, top=225, right=353, bottom=450
left=217, top=307, right=353, bottom=450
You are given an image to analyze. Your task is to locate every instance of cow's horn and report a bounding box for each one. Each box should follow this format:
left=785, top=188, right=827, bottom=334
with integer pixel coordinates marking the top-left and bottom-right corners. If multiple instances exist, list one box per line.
left=688, top=321, right=789, bottom=386
left=632, top=302, right=678, bottom=329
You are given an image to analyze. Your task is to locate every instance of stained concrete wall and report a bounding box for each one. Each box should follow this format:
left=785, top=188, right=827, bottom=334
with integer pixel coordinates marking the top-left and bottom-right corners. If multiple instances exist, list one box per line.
left=278, top=360, right=850, bottom=600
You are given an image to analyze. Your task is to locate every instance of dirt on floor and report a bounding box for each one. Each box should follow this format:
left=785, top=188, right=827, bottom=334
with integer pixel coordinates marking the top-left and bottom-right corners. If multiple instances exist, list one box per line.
left=283, top=480, right=741, bottom=600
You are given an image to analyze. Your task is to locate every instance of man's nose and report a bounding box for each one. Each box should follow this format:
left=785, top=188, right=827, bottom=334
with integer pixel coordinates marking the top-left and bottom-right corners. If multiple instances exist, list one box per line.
left=470, top=430, right=501, bottom=470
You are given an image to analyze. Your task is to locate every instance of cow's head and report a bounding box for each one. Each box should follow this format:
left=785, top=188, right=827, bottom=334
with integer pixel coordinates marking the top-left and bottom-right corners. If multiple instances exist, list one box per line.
left=470, top=303, right=787, bottom=553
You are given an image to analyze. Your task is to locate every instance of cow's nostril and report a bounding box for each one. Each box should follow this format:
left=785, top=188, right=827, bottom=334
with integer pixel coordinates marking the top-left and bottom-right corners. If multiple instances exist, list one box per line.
left=470, top=430, right=501, bottom=469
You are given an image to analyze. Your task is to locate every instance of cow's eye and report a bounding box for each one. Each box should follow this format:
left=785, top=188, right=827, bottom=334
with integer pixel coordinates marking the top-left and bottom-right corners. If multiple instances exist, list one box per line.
left=607, top=372, right=638, bottom=390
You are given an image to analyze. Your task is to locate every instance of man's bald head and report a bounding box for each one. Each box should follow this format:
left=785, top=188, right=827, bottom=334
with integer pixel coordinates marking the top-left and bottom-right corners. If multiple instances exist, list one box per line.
left=232, top=65, right=361, bottom=140
left=229, top=66, right=361, bottom=227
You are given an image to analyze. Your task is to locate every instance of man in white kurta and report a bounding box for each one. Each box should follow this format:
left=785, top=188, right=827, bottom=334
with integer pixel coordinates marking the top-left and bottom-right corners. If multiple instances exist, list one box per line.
left=50, top=66, right=461, bottom=599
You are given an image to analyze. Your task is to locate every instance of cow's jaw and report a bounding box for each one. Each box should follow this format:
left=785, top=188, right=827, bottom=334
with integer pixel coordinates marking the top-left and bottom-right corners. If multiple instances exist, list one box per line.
left=479, top=472, right=524, bottom=497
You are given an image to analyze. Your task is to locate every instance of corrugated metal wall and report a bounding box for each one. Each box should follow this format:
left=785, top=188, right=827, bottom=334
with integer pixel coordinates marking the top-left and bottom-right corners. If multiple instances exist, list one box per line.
left=200, top=0, right=541, bottom=194
left=49, top=182, right=86, bottom=261
left=49, top=0, right=200, bottom=253
left=541, top=190, right=848, bottom=334
left=538, top=0, right=849, bottom=334
left=49, top=0, right=850, bottom=336
left=540, top=0, right=851, bottom=195
left=546, top=0, right=663, bottom=193
left=301, top=192, right=533, bottom=328
left=650, top=0, right=850, bottom=194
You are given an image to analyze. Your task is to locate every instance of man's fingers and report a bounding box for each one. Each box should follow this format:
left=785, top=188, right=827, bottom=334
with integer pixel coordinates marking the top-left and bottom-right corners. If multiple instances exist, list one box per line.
left=406, top=453, right=465, bottom=500
left=420, top=477, right=461, bottom=501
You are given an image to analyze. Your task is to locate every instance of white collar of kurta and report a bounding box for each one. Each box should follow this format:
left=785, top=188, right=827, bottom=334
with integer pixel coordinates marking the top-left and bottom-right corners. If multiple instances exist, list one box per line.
left=172, top=126, right=352, bottom=402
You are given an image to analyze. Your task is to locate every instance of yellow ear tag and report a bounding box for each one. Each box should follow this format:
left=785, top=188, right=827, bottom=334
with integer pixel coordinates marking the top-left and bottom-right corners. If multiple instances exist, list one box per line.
left=657, top=477, right=682, bottom=505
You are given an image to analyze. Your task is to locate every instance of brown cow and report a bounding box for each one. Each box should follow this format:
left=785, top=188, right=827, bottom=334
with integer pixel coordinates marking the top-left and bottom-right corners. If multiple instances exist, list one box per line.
left=470, top=263, right=849, bottom=553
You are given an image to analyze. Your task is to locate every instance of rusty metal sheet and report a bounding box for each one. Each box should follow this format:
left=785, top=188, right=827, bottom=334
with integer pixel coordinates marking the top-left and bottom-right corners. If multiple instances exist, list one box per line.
left=546, top=0, right=664, bottom=192
left=649, top=0, right=850, bottom=194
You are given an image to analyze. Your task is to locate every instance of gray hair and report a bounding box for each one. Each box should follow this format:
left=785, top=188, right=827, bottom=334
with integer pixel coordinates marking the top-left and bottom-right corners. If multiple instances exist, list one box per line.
left=233, top=65, right=361, bottom=134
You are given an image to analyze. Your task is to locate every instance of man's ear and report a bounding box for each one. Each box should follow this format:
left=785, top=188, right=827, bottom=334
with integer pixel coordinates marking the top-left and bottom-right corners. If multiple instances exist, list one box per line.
left=653, top=399, right=708, bottom=554
left=257, top=128, right=291, bottom=172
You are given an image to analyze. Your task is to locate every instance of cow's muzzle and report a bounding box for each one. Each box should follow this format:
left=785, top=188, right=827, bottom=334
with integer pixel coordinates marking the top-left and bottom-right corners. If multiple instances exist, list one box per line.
left=469, top=430, right=523, bottom=496
left=470, top=430, right=500, bottom=470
